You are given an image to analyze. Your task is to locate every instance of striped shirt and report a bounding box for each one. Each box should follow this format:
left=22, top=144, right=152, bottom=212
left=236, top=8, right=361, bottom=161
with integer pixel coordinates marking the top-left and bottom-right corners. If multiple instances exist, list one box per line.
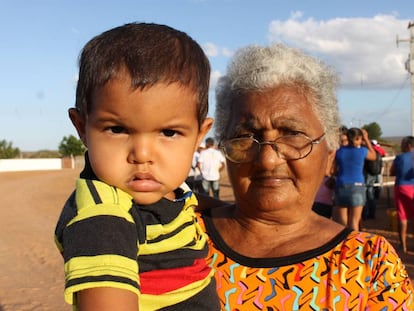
left=55, top=177, right=219, bottom=310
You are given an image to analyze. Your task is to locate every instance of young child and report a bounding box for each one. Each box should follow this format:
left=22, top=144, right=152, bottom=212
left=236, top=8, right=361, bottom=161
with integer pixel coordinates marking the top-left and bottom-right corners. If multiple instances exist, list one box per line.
left=54, top=23, right=220, bottom=310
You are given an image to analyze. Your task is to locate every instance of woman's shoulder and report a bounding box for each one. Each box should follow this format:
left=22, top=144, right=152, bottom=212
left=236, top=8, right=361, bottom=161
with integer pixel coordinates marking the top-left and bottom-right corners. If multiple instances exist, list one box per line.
left=341, top=230, right=402, bottom=264
left=344, top=230, right=390, bottom=247
left=400, top=151, right=412, bottom=159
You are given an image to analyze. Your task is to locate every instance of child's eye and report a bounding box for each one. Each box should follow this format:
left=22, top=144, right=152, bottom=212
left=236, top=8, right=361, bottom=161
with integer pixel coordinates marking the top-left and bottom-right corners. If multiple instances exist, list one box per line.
left=107, top=126, right=126, bottom=134
left=162, top=129, right=177, bottom=137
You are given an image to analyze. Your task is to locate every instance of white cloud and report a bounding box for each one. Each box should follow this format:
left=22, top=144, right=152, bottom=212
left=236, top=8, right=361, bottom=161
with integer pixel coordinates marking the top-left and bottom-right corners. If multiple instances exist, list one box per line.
left=268, top=12, right=411, bottom=88
left=210, top=70, right=222, bottom=89
left=202, top=42, right=234, bottom=58
left=221, top=47, right=234, bottom=57
left=203, top=42, right=219, bottom=57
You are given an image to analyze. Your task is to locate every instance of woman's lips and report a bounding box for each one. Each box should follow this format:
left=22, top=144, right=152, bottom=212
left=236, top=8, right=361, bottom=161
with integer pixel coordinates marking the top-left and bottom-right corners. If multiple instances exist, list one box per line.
left=252, top=174, right=292, bottom=186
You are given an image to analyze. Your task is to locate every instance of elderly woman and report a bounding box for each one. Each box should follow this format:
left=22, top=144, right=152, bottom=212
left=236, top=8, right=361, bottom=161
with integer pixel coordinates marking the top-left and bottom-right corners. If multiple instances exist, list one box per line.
left=197, top=44, right=413, bottom=310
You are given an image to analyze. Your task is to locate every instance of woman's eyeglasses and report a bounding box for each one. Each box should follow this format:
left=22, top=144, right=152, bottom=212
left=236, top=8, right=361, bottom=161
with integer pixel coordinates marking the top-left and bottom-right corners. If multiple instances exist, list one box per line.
left=220, top=133, right=325, bottom=163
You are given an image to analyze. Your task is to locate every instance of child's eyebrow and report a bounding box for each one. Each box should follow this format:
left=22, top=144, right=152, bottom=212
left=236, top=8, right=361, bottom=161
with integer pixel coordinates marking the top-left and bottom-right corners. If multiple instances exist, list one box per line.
left=159, top=123, right=194, bottom=131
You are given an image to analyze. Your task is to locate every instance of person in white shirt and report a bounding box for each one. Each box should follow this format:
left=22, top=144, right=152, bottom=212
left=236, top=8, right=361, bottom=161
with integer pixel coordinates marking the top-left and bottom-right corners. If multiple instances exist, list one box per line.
left=185, top=144, right=204, bottom=193
left=197, top=137, right=226, bottom=198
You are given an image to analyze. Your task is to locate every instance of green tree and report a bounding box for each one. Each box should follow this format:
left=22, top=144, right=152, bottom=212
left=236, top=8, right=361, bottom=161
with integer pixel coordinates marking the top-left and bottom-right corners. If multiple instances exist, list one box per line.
left=0, top=140, right=20, bottom=159
left=59, top=135, right=86, bottom=157
left=362, top=122, right=382, bottom=141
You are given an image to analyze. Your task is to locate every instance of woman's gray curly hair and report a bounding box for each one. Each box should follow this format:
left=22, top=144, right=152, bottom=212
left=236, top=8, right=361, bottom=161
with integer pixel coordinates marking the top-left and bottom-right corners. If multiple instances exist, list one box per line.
left=215, top=43, right=340, bottom=151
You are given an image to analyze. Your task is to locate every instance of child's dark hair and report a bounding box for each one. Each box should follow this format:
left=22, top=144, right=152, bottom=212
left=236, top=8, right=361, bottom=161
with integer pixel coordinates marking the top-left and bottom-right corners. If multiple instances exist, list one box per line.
left=205, top=137, right=214, bottom=146
left=347, top=127, right=362, bottom=146
left=75, top=22, right=211, bottom=126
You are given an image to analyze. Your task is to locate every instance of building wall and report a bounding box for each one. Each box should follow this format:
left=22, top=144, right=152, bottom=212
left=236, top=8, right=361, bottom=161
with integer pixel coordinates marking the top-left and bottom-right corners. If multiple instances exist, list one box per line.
left=0, top=159, right=63, bottom=172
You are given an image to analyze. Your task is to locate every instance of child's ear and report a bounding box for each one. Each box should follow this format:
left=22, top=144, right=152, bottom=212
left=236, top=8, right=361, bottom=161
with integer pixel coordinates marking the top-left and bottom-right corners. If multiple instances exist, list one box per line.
left=68, top=108, right=87, bottom=147
left=196, top=118, right=213, bottom=150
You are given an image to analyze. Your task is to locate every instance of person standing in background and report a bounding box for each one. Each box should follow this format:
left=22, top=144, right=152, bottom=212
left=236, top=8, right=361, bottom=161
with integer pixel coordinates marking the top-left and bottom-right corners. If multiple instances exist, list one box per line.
left=371, top=140, right=387, bottom=157
left=312, top=147, right=336, bottom=218
left=333, top=127, right=377, bottom=230
left=371, top=139, right=387, bottom=199
left=339, top=125, right=349, bottom=146
left=197, top=137, right=225, bottom=198
left=390, top=136, right=414, bottom=254
left=362, top=139, right=385, bottom=220
left=312, top=126, right=349, bottom=218
left=185, top=143, right=204, bottom=193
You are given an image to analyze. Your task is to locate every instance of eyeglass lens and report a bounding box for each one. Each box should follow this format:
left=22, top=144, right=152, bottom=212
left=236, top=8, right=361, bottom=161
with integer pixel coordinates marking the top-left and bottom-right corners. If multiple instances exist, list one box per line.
left=223, top=135, right=317, bottom=162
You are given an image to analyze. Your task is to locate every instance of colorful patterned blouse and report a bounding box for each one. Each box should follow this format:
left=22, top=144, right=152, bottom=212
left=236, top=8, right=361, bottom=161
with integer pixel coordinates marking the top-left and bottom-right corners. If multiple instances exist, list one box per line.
left=199, top=209, right=413, bottom=311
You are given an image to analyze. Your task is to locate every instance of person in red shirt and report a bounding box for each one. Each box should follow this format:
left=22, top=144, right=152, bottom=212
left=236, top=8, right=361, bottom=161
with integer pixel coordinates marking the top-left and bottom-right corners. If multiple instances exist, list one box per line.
left=371, top=139, right=387, bottom=156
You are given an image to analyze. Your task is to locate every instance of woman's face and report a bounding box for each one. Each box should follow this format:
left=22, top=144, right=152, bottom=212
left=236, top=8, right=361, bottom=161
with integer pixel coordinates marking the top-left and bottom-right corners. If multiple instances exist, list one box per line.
left=225, top=85, right=331, bottom=223
left=340, top=134, right=348, bottom=146
left=351, top=136, right=363, bottom=147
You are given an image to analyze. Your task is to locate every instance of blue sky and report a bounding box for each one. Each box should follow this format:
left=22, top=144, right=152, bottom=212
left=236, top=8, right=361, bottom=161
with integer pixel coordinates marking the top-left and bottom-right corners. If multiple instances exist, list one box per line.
left=1, top=0, right=413, bottom=151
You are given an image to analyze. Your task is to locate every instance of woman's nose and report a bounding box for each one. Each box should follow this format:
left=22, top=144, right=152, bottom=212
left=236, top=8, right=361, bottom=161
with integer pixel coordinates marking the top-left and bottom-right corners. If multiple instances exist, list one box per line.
left=254, top=143, right=284, bottom=168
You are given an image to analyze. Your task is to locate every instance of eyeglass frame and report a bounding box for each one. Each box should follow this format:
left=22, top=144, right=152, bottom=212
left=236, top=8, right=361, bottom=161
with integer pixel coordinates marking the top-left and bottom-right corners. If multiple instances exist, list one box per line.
left=219, top=133, right=326, bottom=163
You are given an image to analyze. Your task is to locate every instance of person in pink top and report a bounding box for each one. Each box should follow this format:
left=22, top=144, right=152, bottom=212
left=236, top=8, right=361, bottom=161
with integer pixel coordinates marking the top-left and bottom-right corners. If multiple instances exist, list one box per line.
left=312, top=176, right=335, bottom=218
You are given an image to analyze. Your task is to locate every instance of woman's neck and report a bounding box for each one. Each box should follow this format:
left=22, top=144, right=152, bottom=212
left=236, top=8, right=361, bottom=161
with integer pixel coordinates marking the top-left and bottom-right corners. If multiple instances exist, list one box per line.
left=211, top=204, right=343, bottom=258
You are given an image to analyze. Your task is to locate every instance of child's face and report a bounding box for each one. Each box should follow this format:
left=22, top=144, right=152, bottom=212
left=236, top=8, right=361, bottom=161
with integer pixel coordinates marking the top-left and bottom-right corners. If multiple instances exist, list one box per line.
left=71, top=77, right=212, bottom=204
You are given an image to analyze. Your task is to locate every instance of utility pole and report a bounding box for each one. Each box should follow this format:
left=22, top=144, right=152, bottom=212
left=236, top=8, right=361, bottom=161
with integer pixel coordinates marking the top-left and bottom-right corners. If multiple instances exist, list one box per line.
left=397, top=21, right=414, bottom=135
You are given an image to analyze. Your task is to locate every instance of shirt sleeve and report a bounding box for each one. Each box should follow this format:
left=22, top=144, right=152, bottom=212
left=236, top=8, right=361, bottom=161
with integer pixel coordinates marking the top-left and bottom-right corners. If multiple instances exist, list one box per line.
left=367, top=235, right=413, bottom=309
left=60, top=179, right=140, bottom=305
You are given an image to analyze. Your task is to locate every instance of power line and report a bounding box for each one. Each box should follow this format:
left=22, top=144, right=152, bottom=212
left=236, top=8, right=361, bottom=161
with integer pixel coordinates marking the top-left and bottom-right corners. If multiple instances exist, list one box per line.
left=370, top=74, right=410, bottom=121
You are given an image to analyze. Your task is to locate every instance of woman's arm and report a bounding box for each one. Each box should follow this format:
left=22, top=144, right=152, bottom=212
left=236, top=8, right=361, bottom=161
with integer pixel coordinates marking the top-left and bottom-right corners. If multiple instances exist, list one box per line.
left=77, top=287, right=138, bottom=311
left=362, top=129, right=377, bottom=161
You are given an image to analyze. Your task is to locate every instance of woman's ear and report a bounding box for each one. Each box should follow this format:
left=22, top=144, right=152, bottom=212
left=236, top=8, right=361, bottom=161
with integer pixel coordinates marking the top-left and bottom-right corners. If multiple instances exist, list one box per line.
left=68, top=108, right=87, bottom=147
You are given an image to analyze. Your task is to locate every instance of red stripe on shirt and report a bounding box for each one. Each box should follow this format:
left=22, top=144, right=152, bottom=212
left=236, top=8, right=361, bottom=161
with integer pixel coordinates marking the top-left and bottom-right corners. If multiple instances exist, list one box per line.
left=139, top=258, right=211, bottom=294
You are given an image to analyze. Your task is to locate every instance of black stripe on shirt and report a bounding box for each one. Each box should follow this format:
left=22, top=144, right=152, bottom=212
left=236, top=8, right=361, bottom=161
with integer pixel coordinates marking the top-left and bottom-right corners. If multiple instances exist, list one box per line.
left=66, top=274, right=139, bottom=290
left=139, top=246, right=208, bottom=272
left=63, top=215, right=138, bottom=261
left=85, top=179, right=103, bottom=204
left=147, top=220, right=194, bottom=244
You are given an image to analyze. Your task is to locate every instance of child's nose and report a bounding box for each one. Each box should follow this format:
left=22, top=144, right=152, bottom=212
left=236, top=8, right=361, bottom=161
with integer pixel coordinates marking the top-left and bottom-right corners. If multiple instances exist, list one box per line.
left=127, top=137, right=153, bottom=164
